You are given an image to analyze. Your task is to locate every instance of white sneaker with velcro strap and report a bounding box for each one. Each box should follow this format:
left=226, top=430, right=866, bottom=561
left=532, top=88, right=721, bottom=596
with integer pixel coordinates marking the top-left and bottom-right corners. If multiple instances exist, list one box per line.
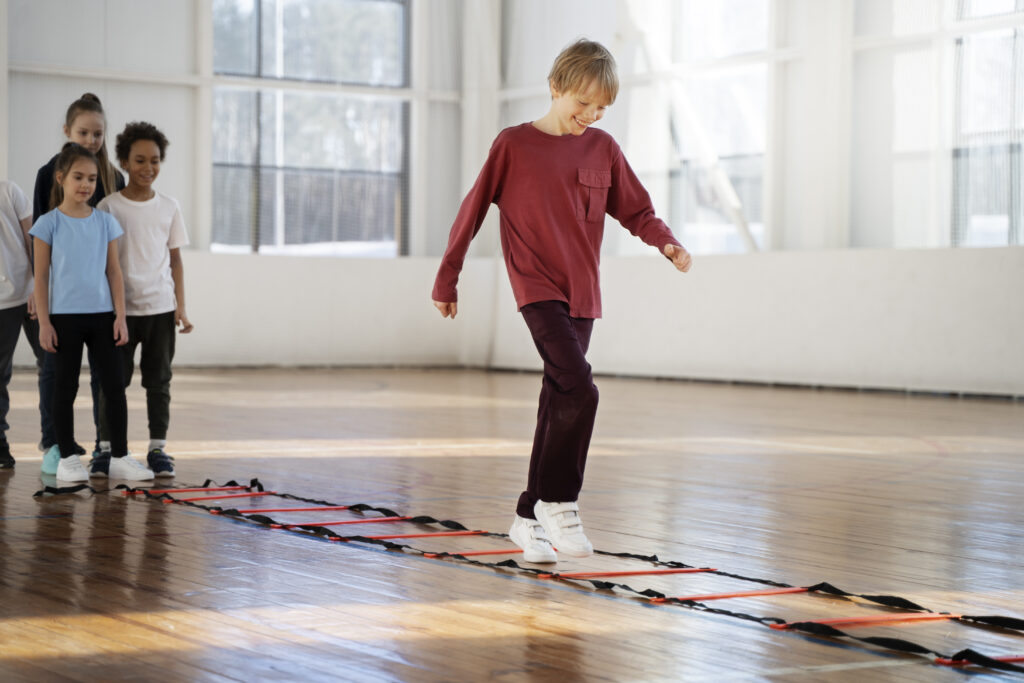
left=534, top=500, right=593, bottom=558
left=509, top=514, right=558, bottom=563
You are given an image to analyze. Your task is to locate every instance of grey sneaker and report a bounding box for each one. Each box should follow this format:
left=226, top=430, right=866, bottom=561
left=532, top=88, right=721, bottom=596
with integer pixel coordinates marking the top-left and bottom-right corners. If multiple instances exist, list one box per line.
left=534, top=500, right=593, bottom=558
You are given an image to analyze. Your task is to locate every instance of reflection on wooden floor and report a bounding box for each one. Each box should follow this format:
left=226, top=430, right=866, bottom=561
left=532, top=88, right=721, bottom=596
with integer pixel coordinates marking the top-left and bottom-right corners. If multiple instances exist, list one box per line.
left=1, top=367, right=1022, bottom=681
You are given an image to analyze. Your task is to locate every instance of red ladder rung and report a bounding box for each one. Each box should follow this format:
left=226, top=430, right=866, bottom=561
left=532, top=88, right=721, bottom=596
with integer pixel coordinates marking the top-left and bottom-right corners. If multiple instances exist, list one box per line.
left=424, top=548, right=523, bottom=558
left=540, top=567, right=715, bottom=580
left=334, top=530, right=487, bottom=540
left=771, top=612, right=960, bottom=630
left=164, top=491, right=276, bottom=503
left=211, top=506, right=351, bottom=515
left=651, top=586, right=809, bottom=603
left=272, top=515, right=411, bottom=529
left=125, top=485, right=248, bottom=496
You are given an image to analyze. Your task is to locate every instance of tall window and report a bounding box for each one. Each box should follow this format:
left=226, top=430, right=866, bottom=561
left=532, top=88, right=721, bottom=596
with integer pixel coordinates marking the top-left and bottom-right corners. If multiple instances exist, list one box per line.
left=212, top=0, right=410, bottom=256
left=952, top=12, right=1024, bottom=246
left=669, top=0, right=771, bottom=254
left=851, top=0, right=1024, bottom=248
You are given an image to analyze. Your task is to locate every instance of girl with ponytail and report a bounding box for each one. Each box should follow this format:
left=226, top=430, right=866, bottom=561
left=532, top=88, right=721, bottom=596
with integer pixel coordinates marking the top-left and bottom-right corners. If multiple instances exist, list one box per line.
left=31, top=93, right=126, bottom=474
left=33, top=93, right=125, bottom=221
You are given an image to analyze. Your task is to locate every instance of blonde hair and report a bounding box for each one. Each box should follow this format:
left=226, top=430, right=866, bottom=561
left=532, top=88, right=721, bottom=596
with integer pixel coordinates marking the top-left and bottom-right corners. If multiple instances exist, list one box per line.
left=548, top=39, right=619, bottom=105
left=61, top=93, right=118, bottom=206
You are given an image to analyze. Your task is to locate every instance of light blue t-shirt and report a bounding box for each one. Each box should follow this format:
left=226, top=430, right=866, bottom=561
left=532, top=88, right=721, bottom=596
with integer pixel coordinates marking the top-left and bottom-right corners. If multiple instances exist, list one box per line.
left=29, top=208, right=124, bottom=314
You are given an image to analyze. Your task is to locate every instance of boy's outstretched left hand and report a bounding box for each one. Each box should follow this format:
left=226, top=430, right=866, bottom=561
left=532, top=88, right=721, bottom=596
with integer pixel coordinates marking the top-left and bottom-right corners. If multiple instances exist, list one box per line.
left=664, top=243, right=692, bottom=272
left=433, top=301, right=458, bottom=319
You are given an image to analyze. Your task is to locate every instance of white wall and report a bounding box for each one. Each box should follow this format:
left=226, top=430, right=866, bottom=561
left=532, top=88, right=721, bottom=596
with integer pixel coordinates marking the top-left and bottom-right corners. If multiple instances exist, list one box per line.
left=496, top=247, right=1024, bottom=395
left=13, top=247, right=1023, bottom=395
left=172, top=252, right=496, bottom=368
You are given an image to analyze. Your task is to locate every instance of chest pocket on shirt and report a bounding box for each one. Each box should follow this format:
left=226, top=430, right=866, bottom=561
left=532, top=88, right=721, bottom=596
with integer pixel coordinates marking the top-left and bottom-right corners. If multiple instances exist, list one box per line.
left=577, top=168, right=611, bottom=223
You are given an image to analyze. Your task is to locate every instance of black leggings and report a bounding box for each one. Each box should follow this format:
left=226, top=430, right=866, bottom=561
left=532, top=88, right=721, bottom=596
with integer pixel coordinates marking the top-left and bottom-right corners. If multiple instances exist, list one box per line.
left=50, top=313, right=127, bottom=458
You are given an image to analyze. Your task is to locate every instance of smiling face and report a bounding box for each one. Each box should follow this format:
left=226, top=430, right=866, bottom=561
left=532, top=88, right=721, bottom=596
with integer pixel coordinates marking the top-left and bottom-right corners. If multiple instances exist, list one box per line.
left=123, top=139, right=162, bottom=193
left=548, top=79, right=611, bottom=136
left=56, top=157, right=99, bottom=207
left=64, top=111, right=106, bottom=155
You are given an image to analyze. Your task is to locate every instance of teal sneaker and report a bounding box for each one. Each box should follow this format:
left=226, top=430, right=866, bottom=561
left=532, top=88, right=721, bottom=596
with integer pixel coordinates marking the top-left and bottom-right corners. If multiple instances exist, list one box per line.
left=41, top=444, right=60, bottom=475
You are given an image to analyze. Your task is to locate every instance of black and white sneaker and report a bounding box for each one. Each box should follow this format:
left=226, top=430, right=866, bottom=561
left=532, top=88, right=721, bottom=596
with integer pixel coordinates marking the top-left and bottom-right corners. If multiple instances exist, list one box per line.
left=147, top=448, right=175, bottom=478
left=89, top=451, right=111, bottom=478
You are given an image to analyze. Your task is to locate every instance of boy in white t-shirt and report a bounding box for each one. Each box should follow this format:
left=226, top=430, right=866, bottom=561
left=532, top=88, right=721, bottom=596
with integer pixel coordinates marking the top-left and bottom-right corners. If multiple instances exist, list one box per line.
left=96, top=122, right=193, bottom=478
left=0, top=180, right=46, bottom=468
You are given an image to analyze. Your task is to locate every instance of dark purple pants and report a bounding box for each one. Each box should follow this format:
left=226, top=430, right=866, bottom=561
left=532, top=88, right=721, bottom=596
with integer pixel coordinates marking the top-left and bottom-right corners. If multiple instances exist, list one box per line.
left=516, top=300, right=598, bottom=519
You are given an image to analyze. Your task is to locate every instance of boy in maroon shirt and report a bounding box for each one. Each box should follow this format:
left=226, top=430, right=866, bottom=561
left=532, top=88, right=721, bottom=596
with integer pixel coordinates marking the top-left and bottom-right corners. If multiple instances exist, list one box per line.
left=432, top=39, right=692, bottom=563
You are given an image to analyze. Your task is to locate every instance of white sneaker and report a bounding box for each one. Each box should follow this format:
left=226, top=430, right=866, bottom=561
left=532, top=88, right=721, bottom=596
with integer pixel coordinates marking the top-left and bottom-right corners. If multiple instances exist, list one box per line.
left=55, top=455, right=89, bottom=483
left=534, top=500, right=593, bottom=558
left=509, top=515, right=558, bottom=563
left=107, top=454, right=155, bottom=481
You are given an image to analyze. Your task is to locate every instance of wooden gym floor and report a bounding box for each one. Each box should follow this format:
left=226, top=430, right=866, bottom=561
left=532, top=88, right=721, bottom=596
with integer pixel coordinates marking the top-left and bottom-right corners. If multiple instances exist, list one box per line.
left=1, top=367, right=1022, bottom=681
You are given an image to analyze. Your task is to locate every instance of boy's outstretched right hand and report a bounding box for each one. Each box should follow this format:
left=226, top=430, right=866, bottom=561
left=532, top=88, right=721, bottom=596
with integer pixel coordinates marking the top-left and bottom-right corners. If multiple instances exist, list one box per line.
left=433, top=301, right=458, bottom=319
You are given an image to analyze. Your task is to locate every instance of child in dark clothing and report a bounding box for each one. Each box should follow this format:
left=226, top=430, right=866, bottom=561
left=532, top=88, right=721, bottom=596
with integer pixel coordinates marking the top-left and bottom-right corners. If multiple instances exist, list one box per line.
left=33, top=93, right=126, bottom=474
left=432, top=39, right=691, bottom=563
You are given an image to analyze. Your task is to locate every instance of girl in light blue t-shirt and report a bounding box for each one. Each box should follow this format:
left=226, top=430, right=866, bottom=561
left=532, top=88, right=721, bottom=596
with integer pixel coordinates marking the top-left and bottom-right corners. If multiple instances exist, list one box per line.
left=30, top=143, right=153, bottom=483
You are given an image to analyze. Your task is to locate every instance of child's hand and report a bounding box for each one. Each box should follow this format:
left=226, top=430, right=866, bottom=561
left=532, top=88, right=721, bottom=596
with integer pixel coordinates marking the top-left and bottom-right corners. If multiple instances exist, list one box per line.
left=39, top=323, right=58, bottom=353
left=664, top=244, right=692, bottom=273
left=114, top=317, right=129, bottom=346
left=27, top=297, right=37, bottom=319
left=433, top=300, right=458, bottom=319
left=176, top=308, right=194, bottom=334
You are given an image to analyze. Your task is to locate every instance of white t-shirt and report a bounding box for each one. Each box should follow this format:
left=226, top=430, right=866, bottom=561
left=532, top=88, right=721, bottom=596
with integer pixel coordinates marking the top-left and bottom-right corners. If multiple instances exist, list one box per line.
left=97, top=190, right=189, bottom=316
left=0, top=180, right=34, bottom=310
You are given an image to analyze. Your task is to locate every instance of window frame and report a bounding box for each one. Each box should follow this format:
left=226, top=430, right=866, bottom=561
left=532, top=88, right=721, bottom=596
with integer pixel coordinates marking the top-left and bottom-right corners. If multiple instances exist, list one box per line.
left=211, top=0, right=412, bottom=256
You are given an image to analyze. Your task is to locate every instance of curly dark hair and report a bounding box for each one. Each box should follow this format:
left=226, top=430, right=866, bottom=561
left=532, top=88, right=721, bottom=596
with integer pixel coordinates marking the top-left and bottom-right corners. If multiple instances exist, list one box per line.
left=115, top=121, right=169, bottom=163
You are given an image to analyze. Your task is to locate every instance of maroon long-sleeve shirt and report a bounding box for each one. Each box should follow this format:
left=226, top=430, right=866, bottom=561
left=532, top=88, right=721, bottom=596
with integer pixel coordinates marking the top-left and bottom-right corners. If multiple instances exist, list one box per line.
left=432, top=122, right=682, bottom=319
